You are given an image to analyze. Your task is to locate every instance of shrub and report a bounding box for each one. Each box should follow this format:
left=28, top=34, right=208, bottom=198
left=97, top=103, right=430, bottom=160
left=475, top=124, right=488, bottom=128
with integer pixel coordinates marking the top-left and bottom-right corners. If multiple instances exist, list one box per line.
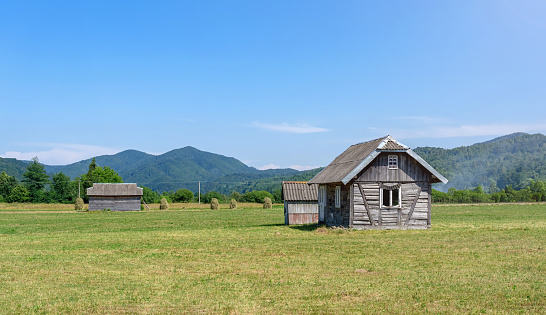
left=173, top=189, right=194, bottom=203
left=211, top=198, right=219, bottom=210
left=263, top=197, right=272, bottom=209
left=201, top=191, right=225, bottom=204
left=160, top=198, right=169, bottom=210
left=142, top=186, right=160, bottom=204
left=7, top=185, right=29, bottom=203
left=240, top=191, right=273, bottom=203
left=75, top=197, right=84, bottom=210
left=230, top=199, right=237, bottom=209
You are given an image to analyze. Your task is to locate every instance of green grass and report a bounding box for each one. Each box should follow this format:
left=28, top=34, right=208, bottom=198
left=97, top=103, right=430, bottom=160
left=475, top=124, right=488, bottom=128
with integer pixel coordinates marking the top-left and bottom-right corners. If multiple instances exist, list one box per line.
left=0, top=204, right=544, bottom=314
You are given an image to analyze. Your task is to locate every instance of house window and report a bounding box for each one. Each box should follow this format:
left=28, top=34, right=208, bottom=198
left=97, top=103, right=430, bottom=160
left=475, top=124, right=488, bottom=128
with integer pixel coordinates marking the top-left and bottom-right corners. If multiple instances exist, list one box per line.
left=335, top=186, right=341, bottom=208
left=388, top=155, right=398, bottom=169
left=381, top=188, right=401, bottom=208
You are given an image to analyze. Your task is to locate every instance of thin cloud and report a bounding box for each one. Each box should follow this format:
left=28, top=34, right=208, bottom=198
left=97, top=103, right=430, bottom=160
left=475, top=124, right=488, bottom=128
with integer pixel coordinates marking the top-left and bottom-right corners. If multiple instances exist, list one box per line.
left=253, top=122, right=329, bottom=133
left=259, top=164, right=281, bottom=170
left=1, top=143, right=120, bottom=165
left=289, top=165, right=321, bottom=171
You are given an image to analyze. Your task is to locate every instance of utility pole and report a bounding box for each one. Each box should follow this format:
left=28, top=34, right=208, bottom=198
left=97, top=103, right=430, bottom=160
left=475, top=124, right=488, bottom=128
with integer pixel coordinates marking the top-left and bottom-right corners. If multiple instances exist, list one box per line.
left=78, top=180, right=81, bottom=198
left=199, top=181, right=201, bottom=204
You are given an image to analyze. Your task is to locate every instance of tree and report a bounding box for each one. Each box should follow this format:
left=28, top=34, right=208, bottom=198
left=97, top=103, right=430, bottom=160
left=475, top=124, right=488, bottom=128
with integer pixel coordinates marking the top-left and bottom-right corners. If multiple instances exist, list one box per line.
left=230, top=191, right=241, bottom=202
left=142, top=186, right=160, bottom=204
left=201, top=191, right=225, bottom=204
left=51, top=172, right=74, bottom=203
left=22, top=157, right=50, bottom=203
left=272, top=189, right=282, bottom=203
left=91, top=166, right=123, bottom=183
left=240, top=191, right=273, bottom=203
left=0, top=171, right=18, bottom=201
left=7, top=185, right=29, bottom=203
left=173, top=189, right=194, bottom=203
left=78, top=158, right=123, bottom=201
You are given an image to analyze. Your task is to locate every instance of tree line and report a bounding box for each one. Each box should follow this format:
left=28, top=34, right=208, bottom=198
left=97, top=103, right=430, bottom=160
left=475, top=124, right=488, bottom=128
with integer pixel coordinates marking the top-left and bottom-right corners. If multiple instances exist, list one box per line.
left=6, top=157, right=544, bottom=206
left=0, top=157, right=283, bottom=204
left=143, top=188, right=282, bottom=205
left=0, top=157, right=122, bottom=203
left=432, top=180, right=546, bottom=203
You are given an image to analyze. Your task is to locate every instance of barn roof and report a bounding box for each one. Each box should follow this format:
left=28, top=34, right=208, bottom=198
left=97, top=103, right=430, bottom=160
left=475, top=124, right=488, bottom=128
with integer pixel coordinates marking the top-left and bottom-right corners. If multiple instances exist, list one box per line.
left=308, top=135, right=448, bottom=185
left=87, top=183, right=143, bottom=196
left=282, top=181, right=318, bottom=201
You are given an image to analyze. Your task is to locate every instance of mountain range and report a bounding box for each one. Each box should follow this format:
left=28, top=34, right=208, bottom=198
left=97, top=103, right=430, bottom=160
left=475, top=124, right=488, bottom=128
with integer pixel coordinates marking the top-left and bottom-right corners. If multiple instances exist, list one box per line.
left=1, top=132, right=546, bottom=194
left=0, top=146, right=312, bottom=194
left=414, top=132, right=546, bottom=191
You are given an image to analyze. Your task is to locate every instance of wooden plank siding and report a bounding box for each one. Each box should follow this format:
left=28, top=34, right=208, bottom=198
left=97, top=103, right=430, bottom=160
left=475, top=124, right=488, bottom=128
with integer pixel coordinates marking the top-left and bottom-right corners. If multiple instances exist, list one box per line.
left=88, top=196, right=142, bottom=211
left=350, top=182, right=430, bottom=230
left=284, top=201, right=319, bottom=225
left=357, top=152, right=431, bottom=182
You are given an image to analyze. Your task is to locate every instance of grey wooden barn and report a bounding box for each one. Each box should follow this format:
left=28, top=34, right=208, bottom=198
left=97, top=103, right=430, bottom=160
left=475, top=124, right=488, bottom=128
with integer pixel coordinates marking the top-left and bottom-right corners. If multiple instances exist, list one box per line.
left=87, top=183, right=143, bottom=211
left=282, top=181, right=318, bottom=225
left=308, top=136, right=447, bottom=229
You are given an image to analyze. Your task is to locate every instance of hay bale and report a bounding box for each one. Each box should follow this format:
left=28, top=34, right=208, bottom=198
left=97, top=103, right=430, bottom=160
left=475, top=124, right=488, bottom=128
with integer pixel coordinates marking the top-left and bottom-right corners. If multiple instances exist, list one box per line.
left=263, top=197, right=272, bottom=209
left=230, top=199, right=237, bottom=209
left=160, top=198, right=169, bottom=210
left=75, top=197, right=84, bottom=211
left=211, top=198, right=219, bottom=210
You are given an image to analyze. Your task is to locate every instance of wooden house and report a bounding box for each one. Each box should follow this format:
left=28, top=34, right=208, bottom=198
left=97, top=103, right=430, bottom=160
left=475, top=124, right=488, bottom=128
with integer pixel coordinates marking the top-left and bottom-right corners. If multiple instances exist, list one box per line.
left=282, top=181, right=318, bottom=225
left=308, top=136, right=447, bottom=229
left=87, top=183, right=143, bottom=211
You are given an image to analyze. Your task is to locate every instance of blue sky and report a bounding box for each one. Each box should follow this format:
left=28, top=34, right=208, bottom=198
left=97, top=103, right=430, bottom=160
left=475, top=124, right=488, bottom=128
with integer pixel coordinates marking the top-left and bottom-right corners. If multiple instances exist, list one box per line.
left=1, top=1, right=545, bottom=170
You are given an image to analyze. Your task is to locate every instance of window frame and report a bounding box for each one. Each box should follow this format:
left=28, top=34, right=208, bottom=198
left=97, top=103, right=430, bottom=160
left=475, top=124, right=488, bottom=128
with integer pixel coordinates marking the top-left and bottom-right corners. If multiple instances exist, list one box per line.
left=388, top=155, right=398, bottom=169
left=335, top=185, right=341, bottom=208
left=380, top=187, right=402, bottom=209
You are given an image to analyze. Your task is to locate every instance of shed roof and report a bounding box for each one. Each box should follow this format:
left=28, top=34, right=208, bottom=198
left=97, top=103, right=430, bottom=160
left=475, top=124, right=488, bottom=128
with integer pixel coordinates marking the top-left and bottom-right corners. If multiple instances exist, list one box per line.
left=282, top=181, right=318, bottom=201
left=308, top=136, right=448, bottom=185
left=87, top=183, right=143, bottom=197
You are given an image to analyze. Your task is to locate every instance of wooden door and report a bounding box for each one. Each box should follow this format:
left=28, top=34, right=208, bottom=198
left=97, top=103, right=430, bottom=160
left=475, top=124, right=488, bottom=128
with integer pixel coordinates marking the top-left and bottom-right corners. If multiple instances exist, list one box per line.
left=318, top=185, right=326, bottom=223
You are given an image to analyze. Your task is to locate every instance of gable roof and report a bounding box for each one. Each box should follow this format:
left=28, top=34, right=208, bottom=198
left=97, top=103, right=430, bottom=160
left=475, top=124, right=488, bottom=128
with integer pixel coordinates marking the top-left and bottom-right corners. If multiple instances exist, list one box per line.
left=87, top=183, right=143, bottom=197
left=308, top=136, right=448, bottom=185
left=282, top=181, right=318, bottom=201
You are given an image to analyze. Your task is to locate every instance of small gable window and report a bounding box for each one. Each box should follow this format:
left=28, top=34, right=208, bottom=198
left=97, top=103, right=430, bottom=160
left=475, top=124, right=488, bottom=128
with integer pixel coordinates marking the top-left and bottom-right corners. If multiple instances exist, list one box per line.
left=388, top=155, right=398, bottom=169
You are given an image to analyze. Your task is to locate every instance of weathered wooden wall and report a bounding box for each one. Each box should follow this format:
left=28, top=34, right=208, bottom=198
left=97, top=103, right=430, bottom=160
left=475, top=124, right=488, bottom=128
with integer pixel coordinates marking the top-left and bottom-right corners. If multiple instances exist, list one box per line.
left=89, top=196, right=141, bottom=211
left=284, top=201, right=319, bottom=225
left=357, top=152, right=431, bottom=182
left=351, top=182, right=431, bottom=229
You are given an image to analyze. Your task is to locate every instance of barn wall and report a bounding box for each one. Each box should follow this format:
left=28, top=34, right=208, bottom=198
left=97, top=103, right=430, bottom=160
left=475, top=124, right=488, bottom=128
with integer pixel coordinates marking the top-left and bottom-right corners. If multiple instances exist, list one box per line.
left=324, top=184, right=350, bottom=227
left=357, top=152, right=431, bottom=182
left=89, top=196, right=141, bottom=211
left=351, top=182, right=431, bottom=229
left=284, top=201, right=318, bottom=225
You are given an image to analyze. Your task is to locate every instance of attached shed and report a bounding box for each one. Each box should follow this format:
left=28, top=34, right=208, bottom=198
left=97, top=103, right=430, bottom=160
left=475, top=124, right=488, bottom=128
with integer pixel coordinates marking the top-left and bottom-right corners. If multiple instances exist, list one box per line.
left=282, top=181, right=318, bottom=225
left=308, top=136, right=448, bottom=229
left=87, top=183, right=143, bottom=211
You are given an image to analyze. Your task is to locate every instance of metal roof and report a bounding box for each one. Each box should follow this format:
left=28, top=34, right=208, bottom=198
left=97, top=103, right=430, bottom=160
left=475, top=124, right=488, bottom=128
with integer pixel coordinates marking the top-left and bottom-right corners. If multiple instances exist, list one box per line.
left=87, top=183, right=144, bottom=196
left=282, top=181, right=318, bottom=201
left=308, top=135, right=448, bottom=185
left=308, top=137, right=384, bottom=185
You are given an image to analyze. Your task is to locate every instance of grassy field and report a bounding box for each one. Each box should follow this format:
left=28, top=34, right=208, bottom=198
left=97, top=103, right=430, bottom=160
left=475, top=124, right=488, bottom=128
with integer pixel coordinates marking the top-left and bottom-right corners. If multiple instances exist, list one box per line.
left=0, top=204, right=544, bottom=314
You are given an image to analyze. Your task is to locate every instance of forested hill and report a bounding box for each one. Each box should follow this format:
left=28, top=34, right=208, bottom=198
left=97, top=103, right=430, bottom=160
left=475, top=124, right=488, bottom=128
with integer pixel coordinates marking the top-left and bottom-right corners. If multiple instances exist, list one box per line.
left=414, top=133, right=546, bottom=192
left=0, top=146, right=304, bottom=194
left=2, top=132, right=545, bottom=195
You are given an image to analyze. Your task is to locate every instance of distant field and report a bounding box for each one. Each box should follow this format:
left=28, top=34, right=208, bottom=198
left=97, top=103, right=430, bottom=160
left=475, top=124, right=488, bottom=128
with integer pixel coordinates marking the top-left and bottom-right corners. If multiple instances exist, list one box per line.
left=0, top=202, right=266, bottom=212
left=0, top=204, right=544, bottom=314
